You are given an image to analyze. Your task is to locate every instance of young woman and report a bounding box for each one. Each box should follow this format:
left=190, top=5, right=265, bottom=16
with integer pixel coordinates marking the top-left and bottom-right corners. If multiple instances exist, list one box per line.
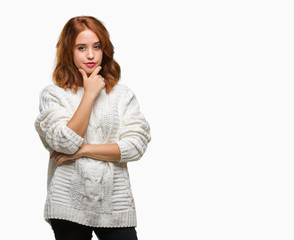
left=34, top=16, right=151, bottom=240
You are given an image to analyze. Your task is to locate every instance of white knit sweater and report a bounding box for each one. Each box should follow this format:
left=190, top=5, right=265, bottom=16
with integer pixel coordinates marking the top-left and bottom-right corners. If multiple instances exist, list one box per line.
left=34, top=83, right=151, bottom=227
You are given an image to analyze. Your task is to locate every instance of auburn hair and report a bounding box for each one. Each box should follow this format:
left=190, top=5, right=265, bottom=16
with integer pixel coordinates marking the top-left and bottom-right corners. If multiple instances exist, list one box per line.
left=53, top=16, right=120, bottom=94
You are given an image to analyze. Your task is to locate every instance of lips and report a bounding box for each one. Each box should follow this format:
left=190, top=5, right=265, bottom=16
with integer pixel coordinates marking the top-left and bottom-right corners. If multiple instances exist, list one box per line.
left=85, top=62, right=96, bottom=67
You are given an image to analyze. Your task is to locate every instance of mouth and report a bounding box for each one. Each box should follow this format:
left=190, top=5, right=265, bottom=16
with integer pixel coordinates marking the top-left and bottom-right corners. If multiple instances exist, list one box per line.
left=85, top=62, right=96, bottom=68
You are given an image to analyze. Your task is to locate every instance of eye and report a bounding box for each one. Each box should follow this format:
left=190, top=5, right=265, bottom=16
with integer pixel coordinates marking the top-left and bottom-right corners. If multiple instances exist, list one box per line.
left=94, top=45, right=101, bottom=49
left=78, top=46, right=85, bottom=51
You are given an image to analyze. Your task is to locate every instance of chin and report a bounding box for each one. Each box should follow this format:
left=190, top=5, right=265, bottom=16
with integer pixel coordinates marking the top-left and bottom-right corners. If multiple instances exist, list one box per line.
left=85, top=69, right=94, bottom=75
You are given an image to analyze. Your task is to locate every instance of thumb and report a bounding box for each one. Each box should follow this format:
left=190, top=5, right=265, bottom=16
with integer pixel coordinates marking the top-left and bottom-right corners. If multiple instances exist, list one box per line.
left=78, top=69, right=87, bottom=81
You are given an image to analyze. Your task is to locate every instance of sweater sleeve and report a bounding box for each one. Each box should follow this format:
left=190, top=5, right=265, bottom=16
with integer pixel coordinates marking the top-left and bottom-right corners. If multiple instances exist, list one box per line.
left=116, top=89, right=151, bottom=163
left=34, top=86, right=84, bottom=154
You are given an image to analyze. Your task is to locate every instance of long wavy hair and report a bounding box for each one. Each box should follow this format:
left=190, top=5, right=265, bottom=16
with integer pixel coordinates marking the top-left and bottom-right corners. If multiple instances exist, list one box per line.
left=53, top=16, right=120, bottom=94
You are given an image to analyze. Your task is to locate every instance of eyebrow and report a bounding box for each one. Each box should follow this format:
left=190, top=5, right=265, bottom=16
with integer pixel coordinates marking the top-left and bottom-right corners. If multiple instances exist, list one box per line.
left=75, top=41, right=101, bottom=46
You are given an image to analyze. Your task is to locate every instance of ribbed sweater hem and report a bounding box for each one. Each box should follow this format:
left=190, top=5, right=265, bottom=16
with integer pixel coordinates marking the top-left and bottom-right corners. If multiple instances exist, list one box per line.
left=44, top=203, right=137, bottom=228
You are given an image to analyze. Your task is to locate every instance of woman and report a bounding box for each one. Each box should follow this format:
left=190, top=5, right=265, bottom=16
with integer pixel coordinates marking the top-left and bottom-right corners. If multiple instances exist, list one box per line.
left=34, top=16, right=151, bottom=240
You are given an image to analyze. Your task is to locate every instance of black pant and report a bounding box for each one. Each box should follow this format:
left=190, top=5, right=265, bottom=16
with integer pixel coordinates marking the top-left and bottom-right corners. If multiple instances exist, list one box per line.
left=50, top=219, right=138, bottom=240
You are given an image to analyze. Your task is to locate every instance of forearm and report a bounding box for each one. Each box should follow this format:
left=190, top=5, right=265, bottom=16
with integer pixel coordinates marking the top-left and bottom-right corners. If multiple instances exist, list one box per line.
left=80, top=143, right=121, bottom=162
left=66, top=94, right=96, bottom=138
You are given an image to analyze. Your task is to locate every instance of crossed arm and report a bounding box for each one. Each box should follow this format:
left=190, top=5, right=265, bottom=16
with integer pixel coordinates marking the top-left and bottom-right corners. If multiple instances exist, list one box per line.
left=51, top=67, right=120, bottom=166
left=51, top=143, right=121, bottom=166
left=35, top=67, right=150, bottom=166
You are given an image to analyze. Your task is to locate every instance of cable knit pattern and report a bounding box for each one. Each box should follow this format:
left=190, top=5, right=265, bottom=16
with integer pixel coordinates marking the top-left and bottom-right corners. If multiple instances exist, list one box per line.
left=34, top=83, right=151, bottom=227
left=116, top=90, right=151, bottom=162
left=35, top=87, right=85, bottom=154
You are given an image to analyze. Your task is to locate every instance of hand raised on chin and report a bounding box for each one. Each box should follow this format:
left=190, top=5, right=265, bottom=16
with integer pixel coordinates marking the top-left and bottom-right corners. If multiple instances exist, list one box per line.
left=79, top=66, right=106, bottom=99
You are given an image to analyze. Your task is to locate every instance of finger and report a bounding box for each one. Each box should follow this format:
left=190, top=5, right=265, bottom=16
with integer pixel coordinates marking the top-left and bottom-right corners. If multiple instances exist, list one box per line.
left=90, top=66, right=102, bottom=76
left=55, top=154, right=61, bottom=161
left=57, top=157, right=70, bottom=166
left=56, top=159, right=62, bottom=166
left=79, top=69, right=88, bottom=81
left=57, top=153, right=70, bottom=161
left=56, top=156, right=64, bottom=166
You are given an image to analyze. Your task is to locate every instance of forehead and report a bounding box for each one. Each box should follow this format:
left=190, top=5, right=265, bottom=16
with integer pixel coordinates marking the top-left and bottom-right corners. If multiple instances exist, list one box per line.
left=75, top=29, right=99, bottom=44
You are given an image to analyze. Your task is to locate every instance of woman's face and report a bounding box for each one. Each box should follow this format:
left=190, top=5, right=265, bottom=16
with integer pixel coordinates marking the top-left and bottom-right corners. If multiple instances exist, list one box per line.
left=73, top=29, right=103, bottom=76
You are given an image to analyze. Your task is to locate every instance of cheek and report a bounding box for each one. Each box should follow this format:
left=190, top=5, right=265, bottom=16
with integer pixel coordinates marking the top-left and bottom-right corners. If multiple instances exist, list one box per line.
left=98, top=52, right=103, bottom=62
left=73, top=53, right=81, bottom=67
left=73, top=55, right=80, bottom=67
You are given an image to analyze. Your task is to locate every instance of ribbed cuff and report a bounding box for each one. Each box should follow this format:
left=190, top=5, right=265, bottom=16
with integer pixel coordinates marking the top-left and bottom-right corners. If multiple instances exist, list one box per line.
left=59, top=125, right=84, bottom=154
left=116, top=140, right=137, bottom=163
left=63, top=125, right=84, bottom=147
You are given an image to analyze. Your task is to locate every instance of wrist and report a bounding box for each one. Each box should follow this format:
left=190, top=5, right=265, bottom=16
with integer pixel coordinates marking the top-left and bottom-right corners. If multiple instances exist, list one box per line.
left=83, top=92, right=97, bottom=102
left=79, top=144, right=89, bottom=157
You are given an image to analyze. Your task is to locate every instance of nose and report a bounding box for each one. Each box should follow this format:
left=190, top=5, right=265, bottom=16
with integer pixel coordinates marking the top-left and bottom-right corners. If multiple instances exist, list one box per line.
left=87, top=48, right=94, bottom=60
